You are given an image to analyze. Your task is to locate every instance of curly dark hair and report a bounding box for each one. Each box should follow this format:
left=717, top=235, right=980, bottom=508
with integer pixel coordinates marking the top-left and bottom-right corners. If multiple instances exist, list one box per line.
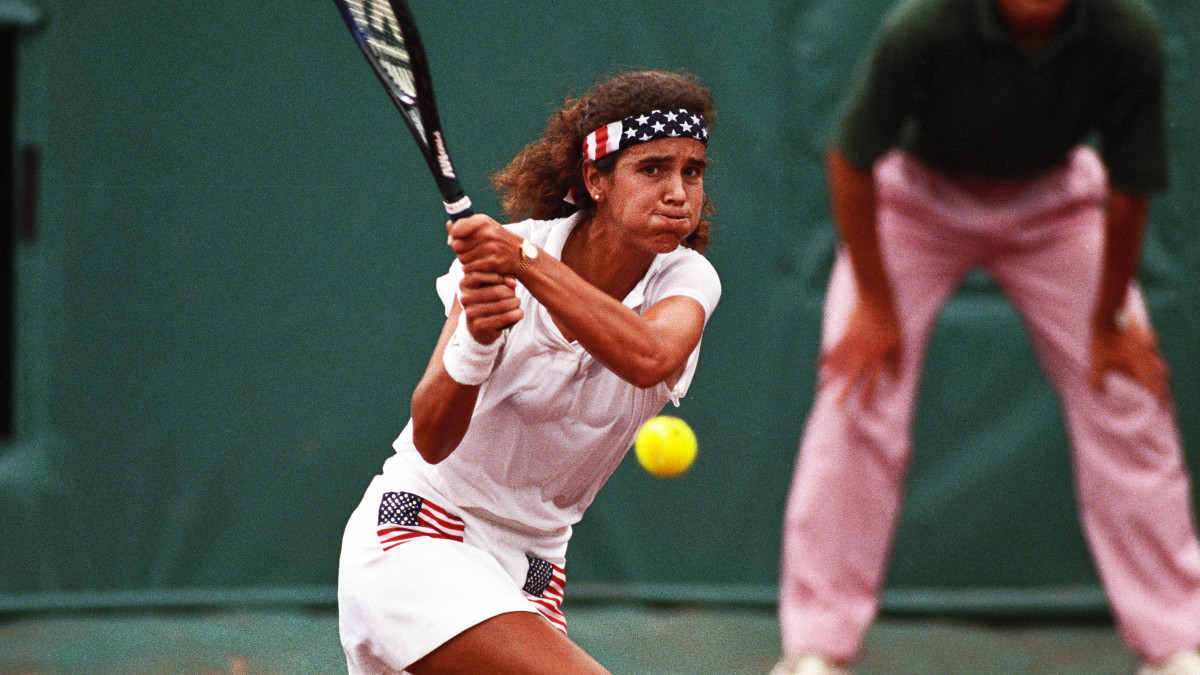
left=490, top=69, right=716, bottom=253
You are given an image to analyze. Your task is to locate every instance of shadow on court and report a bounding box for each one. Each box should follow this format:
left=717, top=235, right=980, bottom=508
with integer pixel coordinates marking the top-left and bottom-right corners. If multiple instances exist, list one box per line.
left=0, top=605, right=1133, bottom=674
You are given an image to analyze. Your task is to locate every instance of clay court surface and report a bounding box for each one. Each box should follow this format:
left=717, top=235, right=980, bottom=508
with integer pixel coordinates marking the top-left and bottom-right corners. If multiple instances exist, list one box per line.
left=0, top=604, right=1133, bottom=674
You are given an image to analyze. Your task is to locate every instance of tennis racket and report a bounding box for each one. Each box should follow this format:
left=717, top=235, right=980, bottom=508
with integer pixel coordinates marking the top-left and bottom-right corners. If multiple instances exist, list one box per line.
left=333, top=0, right=473, bottom=219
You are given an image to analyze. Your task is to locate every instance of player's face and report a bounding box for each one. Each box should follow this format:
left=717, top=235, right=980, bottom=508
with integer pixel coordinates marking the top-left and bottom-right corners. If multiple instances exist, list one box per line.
left=994, top=0, right=1073, bottom=36
left=597, top=137, right=707, bottom=254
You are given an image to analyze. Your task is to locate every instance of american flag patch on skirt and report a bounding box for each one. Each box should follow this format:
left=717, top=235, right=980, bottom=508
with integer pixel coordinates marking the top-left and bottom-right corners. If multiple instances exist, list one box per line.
left=522, top=554, right=567, bottom=633
left=376, top=491, right=465, bottom=551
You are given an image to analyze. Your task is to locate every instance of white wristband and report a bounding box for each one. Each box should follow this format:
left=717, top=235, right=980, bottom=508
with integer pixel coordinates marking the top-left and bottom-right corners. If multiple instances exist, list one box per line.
left=442, top=313, right=504, bottom=385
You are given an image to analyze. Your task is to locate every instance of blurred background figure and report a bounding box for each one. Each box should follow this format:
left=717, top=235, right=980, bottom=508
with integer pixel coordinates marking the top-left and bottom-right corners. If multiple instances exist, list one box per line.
left=773, top=1, right=1200, bottom=674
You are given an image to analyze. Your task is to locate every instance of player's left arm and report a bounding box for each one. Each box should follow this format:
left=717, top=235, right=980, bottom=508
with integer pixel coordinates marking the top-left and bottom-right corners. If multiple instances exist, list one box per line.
left=515, top=252, right=709, bottom=389
left=448, top=214, right=712, bottom=389
left=1088, top=188, right=1169, bottom=401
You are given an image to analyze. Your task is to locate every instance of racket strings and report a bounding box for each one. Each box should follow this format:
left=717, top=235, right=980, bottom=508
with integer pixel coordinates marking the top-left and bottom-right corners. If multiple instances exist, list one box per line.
left=346, top=0, right=419, bottom=102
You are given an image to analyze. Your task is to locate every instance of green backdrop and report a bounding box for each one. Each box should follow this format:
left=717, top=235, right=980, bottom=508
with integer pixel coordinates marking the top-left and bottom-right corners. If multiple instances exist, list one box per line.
left=1, top=0, right=1197, bottom=615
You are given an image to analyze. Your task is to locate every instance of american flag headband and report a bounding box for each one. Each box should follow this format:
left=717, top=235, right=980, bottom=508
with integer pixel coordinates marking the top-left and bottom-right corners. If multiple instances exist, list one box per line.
left=582, top=108, right=709, bottom=162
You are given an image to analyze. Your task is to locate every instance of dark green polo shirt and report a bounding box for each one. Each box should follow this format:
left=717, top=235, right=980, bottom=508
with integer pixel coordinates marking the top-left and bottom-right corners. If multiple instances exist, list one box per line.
left=835, top=0, right=1168, bottom=192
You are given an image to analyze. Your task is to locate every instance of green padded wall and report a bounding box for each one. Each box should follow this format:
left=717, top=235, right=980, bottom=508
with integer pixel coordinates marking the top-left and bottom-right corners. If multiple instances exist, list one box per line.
left=1, top=0, right=1197, bottom=614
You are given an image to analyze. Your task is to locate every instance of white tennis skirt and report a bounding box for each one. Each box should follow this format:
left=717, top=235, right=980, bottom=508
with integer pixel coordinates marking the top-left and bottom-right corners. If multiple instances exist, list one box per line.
left=337, top=464, right=570, bottom=674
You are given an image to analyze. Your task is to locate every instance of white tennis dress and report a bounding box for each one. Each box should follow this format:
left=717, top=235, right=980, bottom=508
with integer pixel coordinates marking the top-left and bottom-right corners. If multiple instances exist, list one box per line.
left=338, top=213, right=721, bottom=673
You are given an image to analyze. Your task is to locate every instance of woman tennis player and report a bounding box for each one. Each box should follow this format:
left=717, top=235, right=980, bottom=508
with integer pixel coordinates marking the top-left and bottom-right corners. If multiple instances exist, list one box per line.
left=338, top=69, right=721, bottom=674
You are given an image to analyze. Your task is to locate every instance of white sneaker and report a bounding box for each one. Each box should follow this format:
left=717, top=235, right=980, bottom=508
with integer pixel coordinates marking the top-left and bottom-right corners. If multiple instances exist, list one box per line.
left=768, top=653, right=852, bottom=675
left=1139, top=650, right=1200, bottom=675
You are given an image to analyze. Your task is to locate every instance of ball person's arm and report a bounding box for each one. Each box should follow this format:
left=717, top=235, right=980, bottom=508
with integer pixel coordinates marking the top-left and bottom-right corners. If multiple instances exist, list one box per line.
left=820, top=146, right=902, bottom=404
left=410, top=270, right=523, bottom=464
left=448, top=215, right=706, bottom=389
left=1088, top=188, right=1169, bottom=400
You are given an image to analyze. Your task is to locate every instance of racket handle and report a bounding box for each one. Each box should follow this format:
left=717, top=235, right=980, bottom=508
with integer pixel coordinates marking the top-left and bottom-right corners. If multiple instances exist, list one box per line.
left=445, top=197, right=516, bottom=329
left=444, top=194, right=473, bottom=221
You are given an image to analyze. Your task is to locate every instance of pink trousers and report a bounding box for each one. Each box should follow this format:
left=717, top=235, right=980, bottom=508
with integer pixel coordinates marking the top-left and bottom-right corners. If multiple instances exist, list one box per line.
left=779, top=147, right=1200, bottom=663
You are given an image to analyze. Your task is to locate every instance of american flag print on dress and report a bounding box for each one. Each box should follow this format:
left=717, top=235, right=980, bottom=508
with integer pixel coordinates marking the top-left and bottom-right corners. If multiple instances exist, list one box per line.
left=376, top=491, right=465, bottom=551
left=522, top=554, right=567, bottom=633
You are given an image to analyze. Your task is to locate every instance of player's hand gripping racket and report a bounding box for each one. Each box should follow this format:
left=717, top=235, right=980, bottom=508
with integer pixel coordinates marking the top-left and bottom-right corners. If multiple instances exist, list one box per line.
left=333, top=0, right=473, bottom=220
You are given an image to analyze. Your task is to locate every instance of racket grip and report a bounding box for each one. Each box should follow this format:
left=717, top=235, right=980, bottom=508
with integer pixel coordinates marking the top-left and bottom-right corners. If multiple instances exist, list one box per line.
left=444, top=194, right=474, bottom=221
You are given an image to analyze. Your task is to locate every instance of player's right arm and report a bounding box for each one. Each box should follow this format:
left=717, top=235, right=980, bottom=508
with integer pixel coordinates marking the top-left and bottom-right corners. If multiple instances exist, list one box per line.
left=410, top=270, right=522, bottom=464
left=819, top=147, right=902, bottom=405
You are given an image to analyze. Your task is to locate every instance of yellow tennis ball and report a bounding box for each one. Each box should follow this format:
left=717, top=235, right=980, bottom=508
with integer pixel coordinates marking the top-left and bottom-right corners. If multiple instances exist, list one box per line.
left=634, top=415, right=697, bottom=479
